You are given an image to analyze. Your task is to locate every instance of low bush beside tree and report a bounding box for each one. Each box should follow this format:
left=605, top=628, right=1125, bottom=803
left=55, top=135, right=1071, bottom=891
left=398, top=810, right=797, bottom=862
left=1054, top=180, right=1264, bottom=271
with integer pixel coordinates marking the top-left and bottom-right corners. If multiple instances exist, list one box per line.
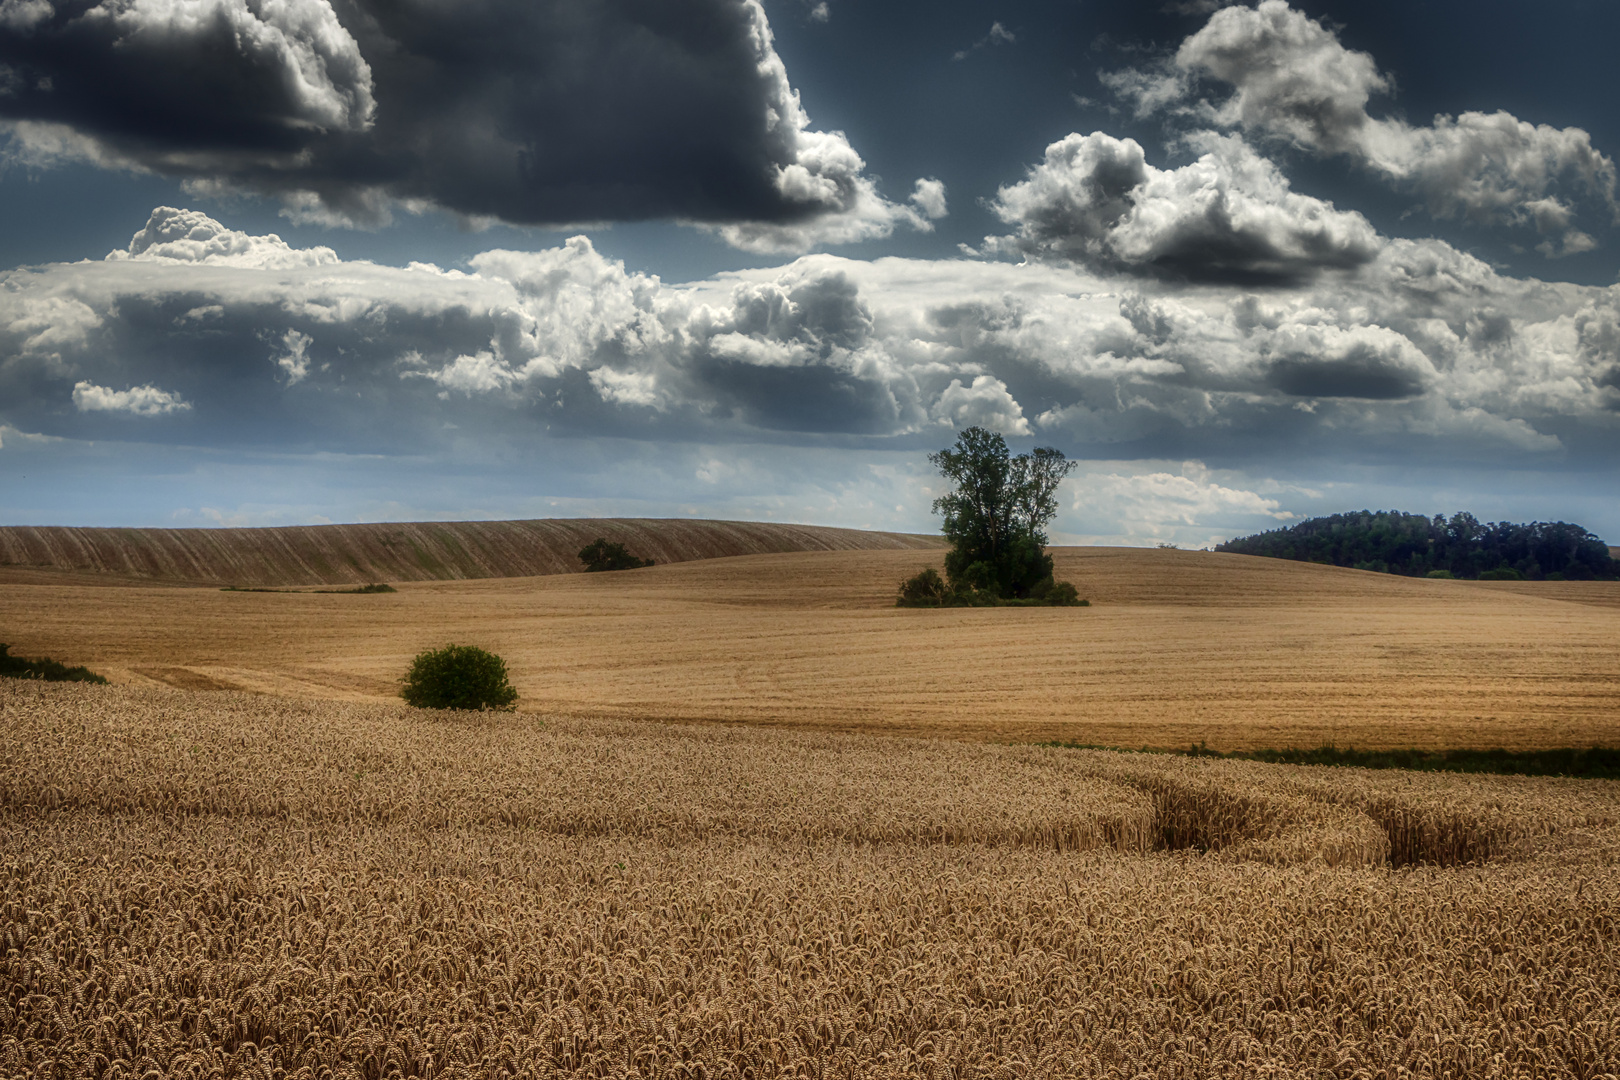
left=897, top=426, right=1087, bottom=608
left=578, top=538, right=656, bottom=572
left=401, top=644, right=518, bottom=711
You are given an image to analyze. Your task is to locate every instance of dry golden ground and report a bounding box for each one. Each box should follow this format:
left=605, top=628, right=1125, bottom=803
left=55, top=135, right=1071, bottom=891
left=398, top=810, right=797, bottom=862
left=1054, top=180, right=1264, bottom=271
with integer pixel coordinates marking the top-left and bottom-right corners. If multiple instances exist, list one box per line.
left=3, top=546, right=1618, bottom=750
left=3, top=550, right=1620, bottom=751
left=3, top=682, right=1618, bottom=1077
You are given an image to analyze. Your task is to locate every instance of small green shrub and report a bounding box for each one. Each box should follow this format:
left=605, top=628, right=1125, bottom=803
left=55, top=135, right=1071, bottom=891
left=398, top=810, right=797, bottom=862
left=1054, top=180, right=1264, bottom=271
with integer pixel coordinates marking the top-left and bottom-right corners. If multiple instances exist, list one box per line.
left=895, top=568, right=1086, bottom=608
left=579, top=538, right=655, bottom=572
left=1425, top=569, right=1454, bottom=579
left=1478, top=566, right=1525, bottom=581
left=897, top=567, right=949, bottom=607
left=0, top=643, right=109, bottom=684
left=1039, top=579, right=1085, bottom=606
left=401, top=644, right=518, bottom=711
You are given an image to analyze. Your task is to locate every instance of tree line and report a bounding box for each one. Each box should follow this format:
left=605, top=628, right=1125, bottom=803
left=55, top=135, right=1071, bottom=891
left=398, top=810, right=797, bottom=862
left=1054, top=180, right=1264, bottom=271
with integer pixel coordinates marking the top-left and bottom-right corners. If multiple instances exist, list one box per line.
left=1216, top=510, right=1616, bottom=580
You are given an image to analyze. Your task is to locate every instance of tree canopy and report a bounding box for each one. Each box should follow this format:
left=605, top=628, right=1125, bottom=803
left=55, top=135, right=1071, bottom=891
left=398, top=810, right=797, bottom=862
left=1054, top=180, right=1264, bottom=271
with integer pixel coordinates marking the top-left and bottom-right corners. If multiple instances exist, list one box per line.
left=900, top=426, right=1084, bottom=606
left=1217, top=511, right=1615, bottom=580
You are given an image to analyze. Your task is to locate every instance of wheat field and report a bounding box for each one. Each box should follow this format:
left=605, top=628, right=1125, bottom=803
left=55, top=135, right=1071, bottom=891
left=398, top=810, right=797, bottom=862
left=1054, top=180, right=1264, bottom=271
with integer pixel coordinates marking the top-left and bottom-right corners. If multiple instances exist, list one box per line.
left=3, top=680, right=1618, bottom=1078
left=3, top=546, right=1617, bottom=750
left=5, top=543, right=1620, bottom=1077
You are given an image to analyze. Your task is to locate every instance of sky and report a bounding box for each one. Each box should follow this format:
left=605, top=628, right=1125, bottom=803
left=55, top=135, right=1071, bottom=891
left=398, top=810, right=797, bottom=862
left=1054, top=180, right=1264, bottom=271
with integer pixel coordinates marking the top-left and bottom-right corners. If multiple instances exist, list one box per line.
left=2, top=0, right=1619, bottom=547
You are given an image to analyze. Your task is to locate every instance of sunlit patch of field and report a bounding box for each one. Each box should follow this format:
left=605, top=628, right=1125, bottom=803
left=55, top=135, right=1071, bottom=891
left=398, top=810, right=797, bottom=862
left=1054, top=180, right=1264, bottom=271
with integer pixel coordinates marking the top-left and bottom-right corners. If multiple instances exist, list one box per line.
left=3, top=681, right=1617, bottom=1077
left=3, top=546, right=1618, bottom=750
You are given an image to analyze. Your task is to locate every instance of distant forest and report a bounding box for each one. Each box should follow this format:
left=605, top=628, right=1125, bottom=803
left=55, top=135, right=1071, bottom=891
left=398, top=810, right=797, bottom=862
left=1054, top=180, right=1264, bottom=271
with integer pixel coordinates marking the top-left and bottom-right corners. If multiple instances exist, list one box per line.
left=1216, top=511, right=1615, bottom=580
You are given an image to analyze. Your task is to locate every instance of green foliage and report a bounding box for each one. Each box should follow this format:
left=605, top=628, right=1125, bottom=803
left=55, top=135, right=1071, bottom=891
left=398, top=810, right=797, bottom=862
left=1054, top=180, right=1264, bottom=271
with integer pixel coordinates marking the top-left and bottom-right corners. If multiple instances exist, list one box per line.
left=319, top=583, right=397, bottom=594
left=1217, top=510, right=1615, bottom=581
left=0, top=643, right=108, bottom=684
left=896, top=567, right=949, bottom=607
left=905, top=426, right=1084, bottom=606
left=1041, top=741, right=1620, bottom=779
left=930, top=428, right=1077, bottom=599
left=1034, top=579, right=1085, bottom=606
left=401, top=644, right=518, bottom=711
left=896, top=568, right=1088, bottom=608
left=579, top=538, right=656, bottom=573
left=1425, top=569, right=1454, bottom=579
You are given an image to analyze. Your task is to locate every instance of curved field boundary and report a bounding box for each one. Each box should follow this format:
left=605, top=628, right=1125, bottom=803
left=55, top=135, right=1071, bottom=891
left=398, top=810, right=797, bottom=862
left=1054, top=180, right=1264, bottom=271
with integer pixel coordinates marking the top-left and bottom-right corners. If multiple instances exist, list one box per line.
left=0, top=519, right=942, bottom=587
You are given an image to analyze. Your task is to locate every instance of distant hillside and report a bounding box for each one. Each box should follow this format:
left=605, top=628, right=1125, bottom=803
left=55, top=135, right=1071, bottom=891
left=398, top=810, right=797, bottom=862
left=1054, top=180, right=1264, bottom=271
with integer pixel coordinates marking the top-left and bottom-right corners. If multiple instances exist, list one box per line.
left=0, top=519, right=942, bottom=587
left=1217, top=510, right=1614, bottom=581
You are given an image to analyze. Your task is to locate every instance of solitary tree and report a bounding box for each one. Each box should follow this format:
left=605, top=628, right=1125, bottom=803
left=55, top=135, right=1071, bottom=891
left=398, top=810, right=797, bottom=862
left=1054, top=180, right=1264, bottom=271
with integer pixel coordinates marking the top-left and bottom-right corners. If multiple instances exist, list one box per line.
left=900, top=426, right=1082, bottom=605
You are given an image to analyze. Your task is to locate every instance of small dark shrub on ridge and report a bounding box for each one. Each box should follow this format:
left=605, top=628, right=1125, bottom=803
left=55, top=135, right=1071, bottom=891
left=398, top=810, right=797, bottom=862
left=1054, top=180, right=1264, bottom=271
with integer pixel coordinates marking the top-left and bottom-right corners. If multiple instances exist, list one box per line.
left=579, top=538, right=655, bottom=572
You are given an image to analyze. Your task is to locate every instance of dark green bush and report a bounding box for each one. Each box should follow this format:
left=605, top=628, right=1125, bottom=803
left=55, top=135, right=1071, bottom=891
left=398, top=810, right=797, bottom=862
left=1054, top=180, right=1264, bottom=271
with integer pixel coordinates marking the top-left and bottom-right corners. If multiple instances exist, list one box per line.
left=401, top=644, right=518, bottom=711
left=1036, top=579, right=1085, bottom=606
left=895, top=567, right=1086, bottom=608
left=579, top=538, right=655, bottom=572
left=0, top=643, right=108, bottom=684
left=897, top=567, right=949, bottom=607
left=1478, top=567, right=1524, bottom=581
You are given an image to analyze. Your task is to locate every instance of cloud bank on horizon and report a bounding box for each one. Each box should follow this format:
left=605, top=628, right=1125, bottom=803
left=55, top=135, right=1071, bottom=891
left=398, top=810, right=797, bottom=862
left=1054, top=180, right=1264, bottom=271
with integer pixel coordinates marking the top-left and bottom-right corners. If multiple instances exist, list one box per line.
left=1, top=0, right=1618, bottom=543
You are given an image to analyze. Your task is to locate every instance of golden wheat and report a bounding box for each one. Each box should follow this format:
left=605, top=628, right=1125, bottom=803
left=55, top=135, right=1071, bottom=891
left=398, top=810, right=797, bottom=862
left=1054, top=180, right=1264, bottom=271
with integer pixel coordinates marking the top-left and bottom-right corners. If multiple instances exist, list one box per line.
left=5, top=546, right=1619, bottom=751
left=4, top=681, right=1618, bottom=1078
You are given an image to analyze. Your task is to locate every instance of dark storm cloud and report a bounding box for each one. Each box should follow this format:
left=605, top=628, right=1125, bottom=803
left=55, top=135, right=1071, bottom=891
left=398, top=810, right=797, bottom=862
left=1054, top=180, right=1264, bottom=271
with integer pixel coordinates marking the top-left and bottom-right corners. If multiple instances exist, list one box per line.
left=0, top=0, right=923, bottom=248
left=985, top=131, right=1381, bottom=285
left=1267, top=354, right=1425, bottom=400
left=693, top=360, right=900, bottom=434
left=0, top=0, right=372, bottom=155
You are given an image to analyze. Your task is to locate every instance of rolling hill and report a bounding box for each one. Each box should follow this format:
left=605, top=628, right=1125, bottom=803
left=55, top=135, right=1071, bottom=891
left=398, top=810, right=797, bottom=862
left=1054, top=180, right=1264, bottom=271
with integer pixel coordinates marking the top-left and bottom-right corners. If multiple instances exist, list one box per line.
left=0, top=518, right=941, bottom=587
left=4, top=546, right=1617, bottom=750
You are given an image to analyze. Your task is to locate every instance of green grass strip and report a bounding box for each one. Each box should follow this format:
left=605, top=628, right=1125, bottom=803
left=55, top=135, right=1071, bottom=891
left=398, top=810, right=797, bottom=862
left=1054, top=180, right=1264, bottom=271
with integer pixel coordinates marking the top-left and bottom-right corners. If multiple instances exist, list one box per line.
left=1039, top=741, right=1620, bottom=780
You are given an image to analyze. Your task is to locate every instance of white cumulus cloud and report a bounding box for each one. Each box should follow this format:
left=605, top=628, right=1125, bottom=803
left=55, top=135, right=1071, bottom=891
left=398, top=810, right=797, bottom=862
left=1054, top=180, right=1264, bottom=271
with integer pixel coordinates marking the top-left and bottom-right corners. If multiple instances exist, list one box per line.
left=987, top=130, right=1381, bottom=284
left=1110, top=0, right=1618, bottom=255
left=112, top=206, right=340, bottom=269
left=72, top=380, right=191, bottom=416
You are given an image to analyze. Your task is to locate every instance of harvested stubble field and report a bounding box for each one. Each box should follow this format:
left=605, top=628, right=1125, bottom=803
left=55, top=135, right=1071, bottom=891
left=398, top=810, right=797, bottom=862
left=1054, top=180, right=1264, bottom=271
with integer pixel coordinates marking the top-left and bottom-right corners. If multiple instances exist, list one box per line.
left=2, top=545, right=1618, bottom=750
left=3, top=680, right=1619, bottom=1078
left=0, top=519, right=939, bottom=588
